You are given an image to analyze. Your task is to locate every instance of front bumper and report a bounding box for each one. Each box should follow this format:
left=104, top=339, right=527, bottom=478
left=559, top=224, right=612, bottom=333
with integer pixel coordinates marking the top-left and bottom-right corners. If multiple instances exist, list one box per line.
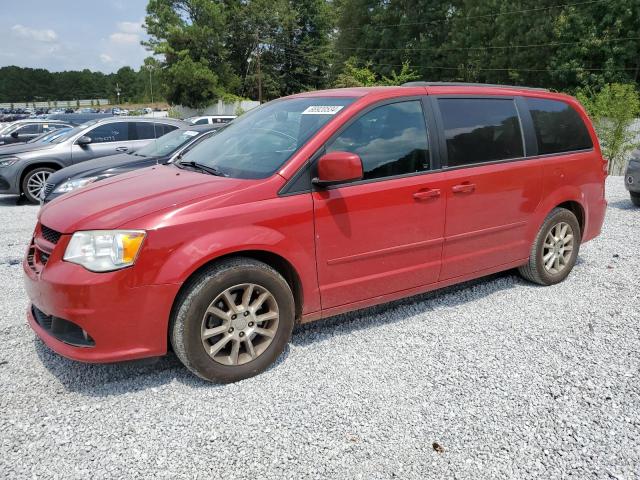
left=0, top=164, right=19, bottom=193
left=23, top=226, right=181, bottom=363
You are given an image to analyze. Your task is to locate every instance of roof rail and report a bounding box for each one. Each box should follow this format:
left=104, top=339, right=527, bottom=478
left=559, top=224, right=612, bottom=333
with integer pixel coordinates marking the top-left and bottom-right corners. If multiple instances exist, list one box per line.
left=402, top=81, right=549, bottom=92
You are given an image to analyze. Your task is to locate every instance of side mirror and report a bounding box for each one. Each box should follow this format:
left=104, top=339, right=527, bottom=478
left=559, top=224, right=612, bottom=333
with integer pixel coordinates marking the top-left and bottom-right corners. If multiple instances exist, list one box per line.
left=10, top=131, right=19, bottom=139
left=77, top=135, right=92, bottom=146
left=312, top=151, right=363, bottom=187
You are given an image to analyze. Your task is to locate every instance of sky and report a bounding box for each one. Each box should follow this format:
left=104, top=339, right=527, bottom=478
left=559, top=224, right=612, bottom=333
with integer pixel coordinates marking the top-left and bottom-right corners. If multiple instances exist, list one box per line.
left=0, top=0, right=151, bottom=73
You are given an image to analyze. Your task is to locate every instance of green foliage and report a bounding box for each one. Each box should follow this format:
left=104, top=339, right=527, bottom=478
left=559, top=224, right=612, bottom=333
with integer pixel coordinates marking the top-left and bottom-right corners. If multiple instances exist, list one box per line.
left=577, top=83, right=640, bottom=174
left=162, top=55, right=222, bottom=109
left=334, top=0, right=640, bottom=92
left=0, top=65, right=158, bottom=104
left=334, top=58, right=378, bottom=87
left=334, top=58, right=419, bottom=87
left=144, top=0, right=334, bottom=104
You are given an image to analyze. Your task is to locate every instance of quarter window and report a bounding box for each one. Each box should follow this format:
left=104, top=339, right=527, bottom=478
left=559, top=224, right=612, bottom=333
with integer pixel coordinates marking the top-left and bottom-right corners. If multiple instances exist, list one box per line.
left=438, top=98, right=524, bottom=167
left=525, top=98, right=593, bottom=154
left=327, top=100, right=430, bottom=180
left=87, top=122, right=130, bottom=143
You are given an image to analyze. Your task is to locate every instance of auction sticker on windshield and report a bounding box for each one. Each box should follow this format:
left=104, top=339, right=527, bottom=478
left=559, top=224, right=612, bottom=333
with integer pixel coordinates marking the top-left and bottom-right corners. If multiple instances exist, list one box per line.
left=301, top=105, right=344, bottom=115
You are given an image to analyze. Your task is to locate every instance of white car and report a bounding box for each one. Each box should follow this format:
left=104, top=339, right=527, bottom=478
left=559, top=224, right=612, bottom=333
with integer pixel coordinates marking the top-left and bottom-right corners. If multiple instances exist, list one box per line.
left=186, top=115, right=236, bottom=125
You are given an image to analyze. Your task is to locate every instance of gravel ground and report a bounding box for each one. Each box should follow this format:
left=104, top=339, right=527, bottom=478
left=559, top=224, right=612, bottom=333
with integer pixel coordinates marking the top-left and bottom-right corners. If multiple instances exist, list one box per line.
left=0, top=178, right=639, bottom=480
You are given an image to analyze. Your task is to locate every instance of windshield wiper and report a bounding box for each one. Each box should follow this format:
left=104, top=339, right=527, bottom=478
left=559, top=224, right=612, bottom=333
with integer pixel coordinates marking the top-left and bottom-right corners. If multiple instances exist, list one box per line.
left=177, top=160, right=226, bottom=177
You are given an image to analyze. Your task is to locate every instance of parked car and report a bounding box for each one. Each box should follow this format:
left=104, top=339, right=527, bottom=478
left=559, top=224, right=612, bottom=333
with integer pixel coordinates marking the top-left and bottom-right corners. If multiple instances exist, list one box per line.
left=23, top=83, right=607, bottom=382
left=0, top=117, right=186, bottom=203
left=45, top=112, right=113, bottom=124
left=186, top=115, right=236, bottom=125
left=42, top=124, right=223, bottom=202
left=625, top=149, right=640, bottom=206
left=0, top=120, right=74, bottom=146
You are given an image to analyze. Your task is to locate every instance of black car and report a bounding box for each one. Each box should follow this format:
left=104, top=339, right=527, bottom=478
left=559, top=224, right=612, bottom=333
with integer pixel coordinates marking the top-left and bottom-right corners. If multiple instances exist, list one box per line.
left=42, top=124, right=221, bottom=203
left=0, top=120, right=74, bottom=146
left=625, top=149, right=640, bottom=207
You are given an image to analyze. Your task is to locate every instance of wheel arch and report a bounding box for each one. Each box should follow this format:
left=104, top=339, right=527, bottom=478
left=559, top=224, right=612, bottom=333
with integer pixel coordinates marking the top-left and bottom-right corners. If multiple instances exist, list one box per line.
left=19, top=160, right=65, bottom=193
left=530, top=186, right=587, bottom=242
left=170, top=249, right=305, bottom=325
left=556, top=200, right=585, bottom=235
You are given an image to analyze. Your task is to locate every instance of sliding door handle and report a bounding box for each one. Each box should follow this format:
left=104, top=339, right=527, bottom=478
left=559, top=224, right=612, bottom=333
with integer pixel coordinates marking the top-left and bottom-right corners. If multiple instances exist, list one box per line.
left=452, top=183, right=476, bottom=193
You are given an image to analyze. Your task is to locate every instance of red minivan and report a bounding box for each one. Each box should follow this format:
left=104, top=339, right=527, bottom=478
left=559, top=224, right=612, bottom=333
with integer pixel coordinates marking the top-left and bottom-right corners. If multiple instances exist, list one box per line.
left=24, top=83, right=607, bottom=382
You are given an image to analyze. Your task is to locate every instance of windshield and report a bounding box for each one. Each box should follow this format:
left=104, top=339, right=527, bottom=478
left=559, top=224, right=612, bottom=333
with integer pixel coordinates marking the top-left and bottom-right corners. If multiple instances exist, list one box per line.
left=134, top=129, right=203, bottom=157
left=179, top=97, right=356, bottom=179
left=1, top=123, right=22, bottom=135
left=28, top=127, right=72, bottom=144
left=50, top=121, right=98, bottom=144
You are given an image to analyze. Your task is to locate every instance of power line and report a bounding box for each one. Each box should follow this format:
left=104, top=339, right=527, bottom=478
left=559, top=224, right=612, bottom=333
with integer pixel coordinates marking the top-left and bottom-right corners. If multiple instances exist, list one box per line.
left=320, top=36, right=640, bottom=53
left=258, top=32, right=640, bottom=58
left=269, top=48, right=637, bottom=75
left=338, top=0, right=607, bottom=32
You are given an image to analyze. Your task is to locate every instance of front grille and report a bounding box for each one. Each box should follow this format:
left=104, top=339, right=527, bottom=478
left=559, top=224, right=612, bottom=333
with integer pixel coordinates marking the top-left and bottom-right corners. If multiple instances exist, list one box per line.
left=40, top=224, right=61, bottom=244
left=41, top=182, right=55, bottom=200
left=31, top=306, right=95, bottom=347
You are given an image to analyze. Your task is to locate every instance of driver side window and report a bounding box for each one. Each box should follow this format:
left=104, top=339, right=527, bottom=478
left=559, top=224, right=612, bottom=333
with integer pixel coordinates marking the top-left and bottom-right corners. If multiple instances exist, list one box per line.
left=86, top=122, right=130, bottom=143
left=326, top=100, right=430, bottom=181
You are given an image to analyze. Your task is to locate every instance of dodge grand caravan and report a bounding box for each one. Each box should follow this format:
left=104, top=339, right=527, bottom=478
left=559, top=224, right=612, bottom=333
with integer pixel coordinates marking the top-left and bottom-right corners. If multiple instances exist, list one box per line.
left=24, top=83, right=607, bottom=382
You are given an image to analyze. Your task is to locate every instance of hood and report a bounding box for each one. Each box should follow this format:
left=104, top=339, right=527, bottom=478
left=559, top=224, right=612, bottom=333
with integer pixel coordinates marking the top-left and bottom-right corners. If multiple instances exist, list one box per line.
left=39, top=164, right=266, bottom=233
left=0, top=141, right=56, bottom=156
left=47, top=153, right=165, bottom=185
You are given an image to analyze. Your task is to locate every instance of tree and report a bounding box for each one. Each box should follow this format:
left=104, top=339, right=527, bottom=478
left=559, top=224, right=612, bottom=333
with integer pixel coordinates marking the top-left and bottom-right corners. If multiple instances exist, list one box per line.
left=334, top=58, right=419, bottom=87
left=578, top=83, right=640, bottom=174
left=144, top=0, right=335, bottom=104
left=162, top=55, right=222, bottom=108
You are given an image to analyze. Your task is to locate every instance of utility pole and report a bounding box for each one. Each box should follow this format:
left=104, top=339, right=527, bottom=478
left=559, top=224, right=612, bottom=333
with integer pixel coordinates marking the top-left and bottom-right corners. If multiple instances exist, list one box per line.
left=257, top=47, right=262, bottom=104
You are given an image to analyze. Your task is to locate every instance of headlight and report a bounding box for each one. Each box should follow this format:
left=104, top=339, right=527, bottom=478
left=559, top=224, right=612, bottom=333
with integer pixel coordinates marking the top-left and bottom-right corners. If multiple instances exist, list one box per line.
left=0, top=157, right=19, bottom=168
left=54, top=176, right=100, bottom=193
left=63, top=230, right=146, bottom=272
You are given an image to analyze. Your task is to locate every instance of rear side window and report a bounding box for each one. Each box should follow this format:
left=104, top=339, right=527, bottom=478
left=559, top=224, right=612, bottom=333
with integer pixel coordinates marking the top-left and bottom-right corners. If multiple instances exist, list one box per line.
left=87, top=122, right=130, bottom=143
left=133, top=122, right=177, bottom=140
left=525, top=98, right=593, bottom=154
left=438, top=98, right=524, bottom=167
left=194, top=118, right=209, bottom=125
left=327, top=100, right=430, bottom=180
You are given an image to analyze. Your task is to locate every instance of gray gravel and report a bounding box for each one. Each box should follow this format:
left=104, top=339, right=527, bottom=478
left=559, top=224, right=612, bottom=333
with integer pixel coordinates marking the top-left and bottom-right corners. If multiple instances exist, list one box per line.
left=1, top=179, right=639, bottom=479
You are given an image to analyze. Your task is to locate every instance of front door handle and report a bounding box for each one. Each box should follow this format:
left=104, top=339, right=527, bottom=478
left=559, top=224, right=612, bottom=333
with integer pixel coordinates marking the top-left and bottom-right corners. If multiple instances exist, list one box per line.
left=452, top=183, right=476, bottom=194
left=115, top=147, right=128, bottom=152
left=413, top=189, right=441, bottom=200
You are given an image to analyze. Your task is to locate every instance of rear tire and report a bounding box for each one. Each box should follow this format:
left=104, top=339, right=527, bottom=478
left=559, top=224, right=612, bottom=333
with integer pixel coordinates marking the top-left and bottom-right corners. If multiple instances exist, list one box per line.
left=631, top=192, right=640, bottom=207
left=170, top=257, right=295, bottom=383
left=21, top=167, right=55, bottom=204
left=519, top=208, right=581, bottom=286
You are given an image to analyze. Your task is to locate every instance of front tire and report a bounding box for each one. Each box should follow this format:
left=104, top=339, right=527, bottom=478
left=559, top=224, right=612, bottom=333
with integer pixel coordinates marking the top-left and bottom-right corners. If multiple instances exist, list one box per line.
left=519, top=208, right=581, bottom=286
left=631, top=192, right=640, bottom=207
left=21, top=167, right=55, bottom=204
left=170, top=258, right=295, bottom=383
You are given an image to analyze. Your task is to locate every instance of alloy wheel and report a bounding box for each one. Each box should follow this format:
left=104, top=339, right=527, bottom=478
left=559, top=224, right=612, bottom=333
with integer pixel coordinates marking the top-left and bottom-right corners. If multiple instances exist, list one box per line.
left=201, top=283, right=279, bottom=366
left=542, top=222, right=574, bottom=275
left=27, top=171, right=50, bottom=200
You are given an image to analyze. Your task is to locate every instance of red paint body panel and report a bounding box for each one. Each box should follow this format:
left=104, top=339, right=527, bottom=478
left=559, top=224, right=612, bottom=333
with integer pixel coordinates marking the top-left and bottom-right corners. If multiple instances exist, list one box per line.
left=24, top=85, right=607, bottom=363
left=312, top=172, right=446, bottom=309
left=438, top=159, right=543, bottom=279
